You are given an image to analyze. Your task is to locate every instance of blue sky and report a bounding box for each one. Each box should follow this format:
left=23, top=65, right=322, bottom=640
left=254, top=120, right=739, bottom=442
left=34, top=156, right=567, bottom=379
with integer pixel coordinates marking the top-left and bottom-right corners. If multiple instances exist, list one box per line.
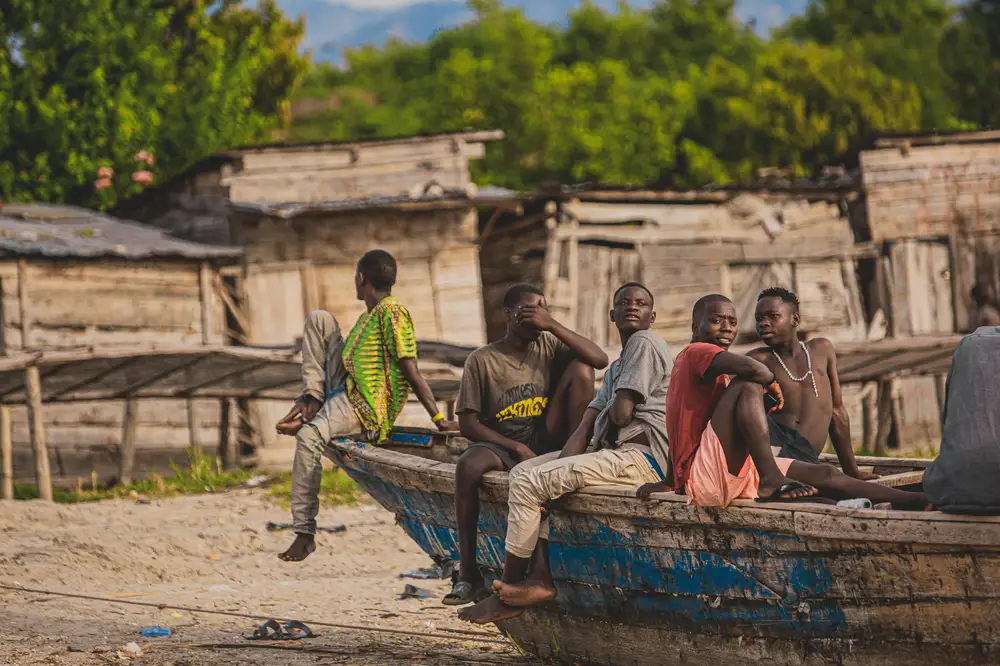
left=278, top=0, right=810, bottom=62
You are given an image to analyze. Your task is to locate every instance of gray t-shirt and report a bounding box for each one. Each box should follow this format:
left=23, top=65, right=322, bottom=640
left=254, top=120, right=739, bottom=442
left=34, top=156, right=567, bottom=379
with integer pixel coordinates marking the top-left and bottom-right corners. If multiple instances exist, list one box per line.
left=588, top=330, right=673, bottom=477
left=456, top=332, right=573, bottom=451
left=924, top=326, right=1000, bottom=513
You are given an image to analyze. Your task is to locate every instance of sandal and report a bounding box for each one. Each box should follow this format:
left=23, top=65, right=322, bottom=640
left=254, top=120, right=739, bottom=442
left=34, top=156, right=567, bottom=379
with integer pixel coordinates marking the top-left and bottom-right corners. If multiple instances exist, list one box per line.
left=755, top=481, right=819, bottom=504
left=442, top=580, right=487, bottom=606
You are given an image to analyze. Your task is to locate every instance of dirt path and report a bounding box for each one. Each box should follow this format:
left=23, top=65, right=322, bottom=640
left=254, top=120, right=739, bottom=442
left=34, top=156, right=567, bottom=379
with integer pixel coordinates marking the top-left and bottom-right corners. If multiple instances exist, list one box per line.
left=0, top=491, right=535, bottom=665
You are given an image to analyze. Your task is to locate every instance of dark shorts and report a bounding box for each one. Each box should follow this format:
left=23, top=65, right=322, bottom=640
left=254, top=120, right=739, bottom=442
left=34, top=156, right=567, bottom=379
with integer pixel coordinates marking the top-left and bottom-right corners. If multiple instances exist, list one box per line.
left=466, top=418, right=559, bottom=471
left=767, top=415, right=822, bottom=465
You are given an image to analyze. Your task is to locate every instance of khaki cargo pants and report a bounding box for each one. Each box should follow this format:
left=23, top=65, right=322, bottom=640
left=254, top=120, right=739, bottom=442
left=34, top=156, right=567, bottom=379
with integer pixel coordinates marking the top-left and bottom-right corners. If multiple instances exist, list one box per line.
left=504, top=446, right=660, bottom=559
left=291, top=311, right=361, bottom=536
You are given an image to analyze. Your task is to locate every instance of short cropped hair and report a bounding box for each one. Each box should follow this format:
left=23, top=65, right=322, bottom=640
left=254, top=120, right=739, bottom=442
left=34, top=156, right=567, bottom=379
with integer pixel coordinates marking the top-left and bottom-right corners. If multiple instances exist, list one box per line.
left=692, top=294, right=732, bottom=322
left=503, top=283, right=544, bottom=308
left=613, top=282, right=654, bottom=306
left=758, top=286, right=799, bottom=313
left=358, top=249, right=398, bottom=291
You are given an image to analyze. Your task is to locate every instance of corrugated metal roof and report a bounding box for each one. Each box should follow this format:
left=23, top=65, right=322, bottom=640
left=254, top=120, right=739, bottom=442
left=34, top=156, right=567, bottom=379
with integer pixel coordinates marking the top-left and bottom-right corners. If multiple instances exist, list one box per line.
left=0, top=204, right=242, bottom=261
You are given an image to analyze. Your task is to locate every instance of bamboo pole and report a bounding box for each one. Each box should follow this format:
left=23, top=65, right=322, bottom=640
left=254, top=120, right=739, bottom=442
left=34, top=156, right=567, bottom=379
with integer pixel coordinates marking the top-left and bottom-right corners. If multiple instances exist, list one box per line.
left=25, top=366, right=52, bottom=501
left=1, top=406, right=12, bottom=500
left=118, top=399, right=139, bottom=486
left=219, top=398, right=236, bottom=471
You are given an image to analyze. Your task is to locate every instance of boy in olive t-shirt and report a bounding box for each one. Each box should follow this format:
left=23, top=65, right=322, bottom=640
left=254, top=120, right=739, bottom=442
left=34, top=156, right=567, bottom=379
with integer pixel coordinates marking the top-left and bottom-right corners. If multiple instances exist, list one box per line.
left=442, top=283, right=609, bottom=606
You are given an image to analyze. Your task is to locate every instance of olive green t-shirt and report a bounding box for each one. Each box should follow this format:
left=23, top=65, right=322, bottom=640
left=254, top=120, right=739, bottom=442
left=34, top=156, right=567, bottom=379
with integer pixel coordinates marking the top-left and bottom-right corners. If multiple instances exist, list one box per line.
left=456, top=332, right=573, bottom=451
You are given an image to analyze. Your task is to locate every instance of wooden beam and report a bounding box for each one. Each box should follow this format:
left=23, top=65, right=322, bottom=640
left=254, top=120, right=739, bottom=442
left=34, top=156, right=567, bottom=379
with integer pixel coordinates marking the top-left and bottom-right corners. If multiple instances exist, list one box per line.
left=111, top=356, right=210, bottom=400
left=24, top=365, right=51, bottom=501
left=176, top=360, right=272, bottom=397
left=118, top=399, right=139, bottom=486
left=219, top=399, right=236, bottom=471
left=1, top=406, right=11, bottom=500
left=17, top=258, right=30, bottom=350
left=873, top=130, right=1000, bottom=149
left=199, top=262, right=213, bottom=345
left=47, top=357, right=141, bottom=401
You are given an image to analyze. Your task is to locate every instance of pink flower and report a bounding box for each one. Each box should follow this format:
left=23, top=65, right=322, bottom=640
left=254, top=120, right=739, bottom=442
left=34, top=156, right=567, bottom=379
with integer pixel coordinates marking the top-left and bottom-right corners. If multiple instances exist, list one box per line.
left=95, top=177, right=112, bottom=191
left=134, top=150, right=154, bottom=166
left=131, top=170, right=154, bottom=185
left=97, top=166, right=114, bottom=178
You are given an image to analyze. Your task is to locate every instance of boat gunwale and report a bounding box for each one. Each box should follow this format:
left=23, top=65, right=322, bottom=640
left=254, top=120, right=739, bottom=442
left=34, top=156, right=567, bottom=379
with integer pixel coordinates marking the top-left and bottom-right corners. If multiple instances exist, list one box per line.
left=329, top=438, right=1000, bottom=547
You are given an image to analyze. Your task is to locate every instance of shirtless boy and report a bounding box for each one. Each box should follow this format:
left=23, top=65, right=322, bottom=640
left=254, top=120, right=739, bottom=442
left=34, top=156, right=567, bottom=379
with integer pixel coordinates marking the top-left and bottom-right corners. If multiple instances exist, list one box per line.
left=445, top=283, right=608, bottom=605
left=639, top=294, right=927, bottom=510
left=460, top=283, right=672, bottom=625
left=748, top=287, right=877, bottom=479
left=276, top=250, right=456, bottom=562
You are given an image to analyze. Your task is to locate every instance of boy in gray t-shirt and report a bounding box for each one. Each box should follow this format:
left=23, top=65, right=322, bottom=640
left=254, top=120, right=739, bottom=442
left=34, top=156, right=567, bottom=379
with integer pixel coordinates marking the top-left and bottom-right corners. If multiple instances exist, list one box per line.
left=445, top=283, right=610, bottom=606
left=459, top=283, right=672, bottom=625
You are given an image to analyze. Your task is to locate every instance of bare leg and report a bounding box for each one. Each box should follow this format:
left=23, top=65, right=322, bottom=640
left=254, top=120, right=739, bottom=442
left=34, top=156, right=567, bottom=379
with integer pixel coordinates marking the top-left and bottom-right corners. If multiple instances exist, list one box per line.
left=454, top=447, right=505, bottom=588
left=458, top=551, right=531, bottom=624
left=787, top=462, right=927, bottom=510
left=496, top=538, right=557, bottom=607
left=710, top=380, right=816, bottom=500
left=544, top=360, right=596, bottom=445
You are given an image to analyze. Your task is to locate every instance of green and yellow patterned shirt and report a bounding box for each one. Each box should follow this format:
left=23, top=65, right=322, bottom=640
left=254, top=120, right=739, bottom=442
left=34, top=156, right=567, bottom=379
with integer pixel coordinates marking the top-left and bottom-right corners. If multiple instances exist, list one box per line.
left=343, top=295, right=418, bottom=442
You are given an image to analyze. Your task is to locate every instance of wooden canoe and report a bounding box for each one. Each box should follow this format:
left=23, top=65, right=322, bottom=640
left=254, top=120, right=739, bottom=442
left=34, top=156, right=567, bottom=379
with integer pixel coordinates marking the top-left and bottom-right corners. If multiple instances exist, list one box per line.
left=330, top=430, right=1000, bottom=665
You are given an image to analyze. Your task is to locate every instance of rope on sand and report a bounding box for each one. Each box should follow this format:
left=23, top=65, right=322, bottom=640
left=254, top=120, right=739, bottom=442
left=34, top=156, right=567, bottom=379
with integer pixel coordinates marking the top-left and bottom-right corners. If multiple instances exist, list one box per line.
left=0, top=583, right=504, bottom=645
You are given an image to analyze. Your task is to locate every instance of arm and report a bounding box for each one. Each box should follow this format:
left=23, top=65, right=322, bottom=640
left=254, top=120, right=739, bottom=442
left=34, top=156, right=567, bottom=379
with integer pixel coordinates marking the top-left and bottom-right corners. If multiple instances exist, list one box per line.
left=823, top=341, right=877, bottom=480
left=610, top=389, right=642, bottom=428
left=708, top=351, right=775, bottom=385
left=560, top=407, right=599, bottom=459
left=398, top=358, right=458, bottom=431
left=458, top=411, right=535, bottom=462
left=519, top=305, right=609, bottom=369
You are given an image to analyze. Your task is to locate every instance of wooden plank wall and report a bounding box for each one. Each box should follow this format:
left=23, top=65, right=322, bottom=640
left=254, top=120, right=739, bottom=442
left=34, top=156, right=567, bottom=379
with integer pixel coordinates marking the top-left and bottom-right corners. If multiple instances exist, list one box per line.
left=478, top=222, right=548, bottom=342
left=237, top=207, right=486, bottom=466
left=0, top=258, right=230, bottom=486
left=575, top=244, right=641, bottom=348
left=226, top=138, right=478, bottom=203
left=861, top=142, right=1000, bottom=241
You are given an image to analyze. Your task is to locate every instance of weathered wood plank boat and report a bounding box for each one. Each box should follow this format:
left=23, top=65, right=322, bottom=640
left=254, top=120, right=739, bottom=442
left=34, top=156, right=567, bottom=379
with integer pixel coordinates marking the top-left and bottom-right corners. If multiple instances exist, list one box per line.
left=332, top=429, right=1000, bottom=666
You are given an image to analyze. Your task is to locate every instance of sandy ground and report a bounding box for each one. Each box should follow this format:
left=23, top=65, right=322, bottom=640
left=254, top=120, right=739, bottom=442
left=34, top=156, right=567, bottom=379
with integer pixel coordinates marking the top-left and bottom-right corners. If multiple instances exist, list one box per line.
left=0, top=491, right=536, bottom=666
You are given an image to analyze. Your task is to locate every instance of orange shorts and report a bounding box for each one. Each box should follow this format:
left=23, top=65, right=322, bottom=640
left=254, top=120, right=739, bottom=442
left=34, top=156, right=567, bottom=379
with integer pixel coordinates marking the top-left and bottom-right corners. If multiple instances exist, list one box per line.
left=685, top=421, right=794, bottom=508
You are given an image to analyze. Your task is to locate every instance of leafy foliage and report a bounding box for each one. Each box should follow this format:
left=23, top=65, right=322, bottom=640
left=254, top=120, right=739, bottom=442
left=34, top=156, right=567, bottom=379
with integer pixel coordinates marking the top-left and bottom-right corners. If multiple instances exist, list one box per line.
left=286, top=0, right=930, bottom=190
left=0, top=0, right=307, bottom=209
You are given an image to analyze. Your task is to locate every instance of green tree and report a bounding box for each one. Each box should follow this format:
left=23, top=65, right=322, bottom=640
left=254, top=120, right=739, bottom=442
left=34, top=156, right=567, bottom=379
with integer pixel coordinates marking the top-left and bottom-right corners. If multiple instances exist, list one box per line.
left=0, top=0, right=307, bottom=209
left=780, top=0, right=956, bottom=128
left=941, top=0, right=1000, bottom=129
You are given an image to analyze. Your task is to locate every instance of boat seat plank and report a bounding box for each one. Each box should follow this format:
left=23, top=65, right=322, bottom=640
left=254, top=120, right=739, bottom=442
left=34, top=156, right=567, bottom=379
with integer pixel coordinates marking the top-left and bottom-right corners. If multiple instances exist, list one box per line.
left=871, top=470, right=924, bottom=487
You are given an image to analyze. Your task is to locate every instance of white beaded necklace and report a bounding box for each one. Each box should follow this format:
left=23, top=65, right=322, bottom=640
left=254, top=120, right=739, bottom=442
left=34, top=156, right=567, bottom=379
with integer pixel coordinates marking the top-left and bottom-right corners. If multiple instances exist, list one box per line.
left=772, top=341, right=819, bottom=398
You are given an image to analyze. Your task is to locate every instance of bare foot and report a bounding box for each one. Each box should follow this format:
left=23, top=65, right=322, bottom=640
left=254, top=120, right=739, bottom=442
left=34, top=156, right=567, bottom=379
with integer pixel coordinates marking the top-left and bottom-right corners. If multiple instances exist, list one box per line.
left=757, top=478, right=817, bottom=501
left=457, top=594, right=524, bottom=624
left=278, top=534, right=316, bottom=562
left=494, top=578, right=557, bottom=608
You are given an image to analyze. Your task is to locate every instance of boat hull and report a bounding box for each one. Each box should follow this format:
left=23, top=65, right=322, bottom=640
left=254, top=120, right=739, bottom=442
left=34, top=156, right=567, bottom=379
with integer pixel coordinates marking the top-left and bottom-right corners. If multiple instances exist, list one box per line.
left=329, top=436, right=1000, bottom=665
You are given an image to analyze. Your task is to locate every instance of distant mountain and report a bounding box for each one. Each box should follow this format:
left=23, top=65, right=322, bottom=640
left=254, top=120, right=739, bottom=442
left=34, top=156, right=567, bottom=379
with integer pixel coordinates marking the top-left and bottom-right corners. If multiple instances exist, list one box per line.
left=276, top=0, right=808, bottom=63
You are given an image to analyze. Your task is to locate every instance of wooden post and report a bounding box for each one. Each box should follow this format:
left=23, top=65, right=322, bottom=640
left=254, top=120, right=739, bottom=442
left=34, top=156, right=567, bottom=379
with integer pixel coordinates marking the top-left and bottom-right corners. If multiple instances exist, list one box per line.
left=862, top=386, right=878, bottom=454
left=874, top=380, right=893, bottom=457
left=890, top=380, right=905, bottom=452
left=219, top=398, right=236, bottom=471
left=199, top=262, right=213, bottom=345
left=118, top=399, right=139, bottom=486
left=25, top=366, right=52, bottom=501
left=1, top=405, right=12, bottom=500
left=17, top=257, right=31, bottom=349
left=187, top=398, right=200, bottom=454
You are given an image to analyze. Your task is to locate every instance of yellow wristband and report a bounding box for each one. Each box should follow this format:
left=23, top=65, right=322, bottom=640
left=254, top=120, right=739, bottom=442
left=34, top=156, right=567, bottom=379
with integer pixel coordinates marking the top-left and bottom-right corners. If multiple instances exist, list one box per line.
left=431, top=412, right=445, bottom=424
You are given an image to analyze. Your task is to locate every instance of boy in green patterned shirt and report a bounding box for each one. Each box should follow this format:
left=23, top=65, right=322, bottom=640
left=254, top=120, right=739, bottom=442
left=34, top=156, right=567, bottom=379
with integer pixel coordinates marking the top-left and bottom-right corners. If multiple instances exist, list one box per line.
left=276, top=249, right=457, bottom=562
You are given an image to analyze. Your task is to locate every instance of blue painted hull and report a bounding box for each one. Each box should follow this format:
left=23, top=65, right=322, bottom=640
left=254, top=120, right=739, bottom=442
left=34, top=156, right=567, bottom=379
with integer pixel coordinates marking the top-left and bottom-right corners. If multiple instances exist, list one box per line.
left=330, top=435, right=1000, bottom=665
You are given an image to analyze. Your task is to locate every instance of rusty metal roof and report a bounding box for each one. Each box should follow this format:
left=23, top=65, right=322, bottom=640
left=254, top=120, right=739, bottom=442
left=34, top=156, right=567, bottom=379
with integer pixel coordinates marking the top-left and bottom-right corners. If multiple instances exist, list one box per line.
left=0, top=204, right=242, bottom=261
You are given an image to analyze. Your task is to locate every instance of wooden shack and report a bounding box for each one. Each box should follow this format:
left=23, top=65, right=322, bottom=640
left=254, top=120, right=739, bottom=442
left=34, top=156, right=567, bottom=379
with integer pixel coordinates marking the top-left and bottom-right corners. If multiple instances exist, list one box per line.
left=857, top=130, right=1000, bottom=455
left=114, top=131, right=509, bottom=468
left=480, top=188, right=873, bottom=347
left=0, top=204, right=241, bottom=486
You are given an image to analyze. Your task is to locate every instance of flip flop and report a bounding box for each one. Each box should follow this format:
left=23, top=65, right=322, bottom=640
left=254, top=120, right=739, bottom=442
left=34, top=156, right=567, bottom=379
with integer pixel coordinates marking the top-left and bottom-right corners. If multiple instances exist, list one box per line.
left=244, top=619, right=317, bottom=640
left=442, top=581, right=487, bottom=606
left=755, top=481, right=819, bottom=504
